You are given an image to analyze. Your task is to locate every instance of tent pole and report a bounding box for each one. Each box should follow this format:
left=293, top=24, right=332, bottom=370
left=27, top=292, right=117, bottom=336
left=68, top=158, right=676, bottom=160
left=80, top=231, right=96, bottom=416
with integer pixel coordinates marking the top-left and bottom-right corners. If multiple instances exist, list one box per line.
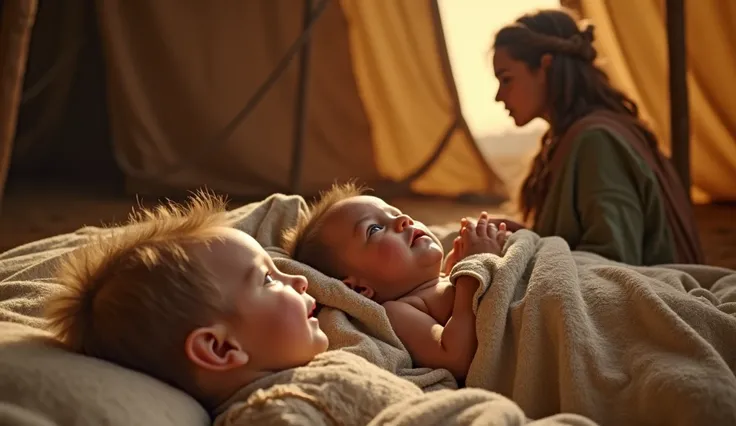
left=289, top=0, right=313, bottom=195
left=0, top=0, right=38, bottom=215
left=666, top=0, right=691, bottom=202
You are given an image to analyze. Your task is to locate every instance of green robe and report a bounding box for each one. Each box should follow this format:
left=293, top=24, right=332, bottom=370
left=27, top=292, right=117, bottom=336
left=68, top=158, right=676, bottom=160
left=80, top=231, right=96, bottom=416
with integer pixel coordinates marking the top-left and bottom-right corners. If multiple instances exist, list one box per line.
left=533, top=128, right=676, bottom=265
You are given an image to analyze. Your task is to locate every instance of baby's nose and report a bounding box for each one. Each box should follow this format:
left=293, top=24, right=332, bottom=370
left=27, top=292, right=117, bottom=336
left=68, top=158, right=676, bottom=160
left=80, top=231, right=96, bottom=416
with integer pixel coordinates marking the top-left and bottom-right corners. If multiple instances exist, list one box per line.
left=289, top=274, right=308, bottom=293
left=394, top=214, right=413, bottom=231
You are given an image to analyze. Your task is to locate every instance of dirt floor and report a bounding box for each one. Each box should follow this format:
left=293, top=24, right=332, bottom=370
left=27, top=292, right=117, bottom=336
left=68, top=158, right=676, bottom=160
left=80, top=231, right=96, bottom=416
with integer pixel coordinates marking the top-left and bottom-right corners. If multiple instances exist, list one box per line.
left=1, top=180, right=734, bottom=270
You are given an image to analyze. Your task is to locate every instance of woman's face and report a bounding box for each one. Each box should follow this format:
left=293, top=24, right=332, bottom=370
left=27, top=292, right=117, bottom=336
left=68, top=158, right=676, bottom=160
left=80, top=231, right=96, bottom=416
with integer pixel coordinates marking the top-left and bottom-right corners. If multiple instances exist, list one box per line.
left=493, top=47, right=549, bottom=127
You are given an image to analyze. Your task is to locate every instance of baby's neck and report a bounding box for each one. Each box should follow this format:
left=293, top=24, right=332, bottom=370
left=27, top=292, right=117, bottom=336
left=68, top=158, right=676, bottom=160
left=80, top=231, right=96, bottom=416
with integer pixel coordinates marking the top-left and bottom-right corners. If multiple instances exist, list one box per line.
left=404, top=275, right=447, bottom=297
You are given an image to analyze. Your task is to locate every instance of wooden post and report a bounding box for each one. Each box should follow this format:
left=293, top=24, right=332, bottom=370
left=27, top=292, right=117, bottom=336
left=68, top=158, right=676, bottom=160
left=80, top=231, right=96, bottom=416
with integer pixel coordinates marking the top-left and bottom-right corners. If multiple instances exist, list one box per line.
left=666, top=0, right=691, bottom=201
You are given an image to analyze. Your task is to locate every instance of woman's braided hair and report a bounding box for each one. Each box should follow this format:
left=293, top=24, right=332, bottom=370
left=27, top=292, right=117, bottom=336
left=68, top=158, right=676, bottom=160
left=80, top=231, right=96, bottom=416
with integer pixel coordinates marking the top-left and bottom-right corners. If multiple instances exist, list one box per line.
left=493, top=8, right=659, bottom=224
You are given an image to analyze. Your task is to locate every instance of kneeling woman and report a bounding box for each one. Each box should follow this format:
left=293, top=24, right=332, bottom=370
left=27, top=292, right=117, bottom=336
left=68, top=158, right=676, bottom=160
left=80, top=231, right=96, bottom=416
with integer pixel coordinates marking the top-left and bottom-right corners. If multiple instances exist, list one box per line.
left=490, top=8, right=703, bottom=265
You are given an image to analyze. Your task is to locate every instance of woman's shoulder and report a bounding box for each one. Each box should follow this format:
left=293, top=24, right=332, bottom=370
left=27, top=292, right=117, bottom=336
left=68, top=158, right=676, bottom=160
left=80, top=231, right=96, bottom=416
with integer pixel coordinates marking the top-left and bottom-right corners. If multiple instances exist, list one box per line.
left=567, top=125, right=646, bottom=167
left=564, top=110, right=653, bottom=153
left=560, top=125, right=659, bottom=187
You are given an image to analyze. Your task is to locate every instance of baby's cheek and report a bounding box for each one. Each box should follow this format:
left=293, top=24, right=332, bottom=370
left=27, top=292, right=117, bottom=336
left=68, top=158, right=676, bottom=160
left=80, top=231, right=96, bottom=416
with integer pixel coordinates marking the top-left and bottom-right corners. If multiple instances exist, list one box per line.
left=280, top=312, right=310, bottom=342
left=377, top=240, right=406, bottom=260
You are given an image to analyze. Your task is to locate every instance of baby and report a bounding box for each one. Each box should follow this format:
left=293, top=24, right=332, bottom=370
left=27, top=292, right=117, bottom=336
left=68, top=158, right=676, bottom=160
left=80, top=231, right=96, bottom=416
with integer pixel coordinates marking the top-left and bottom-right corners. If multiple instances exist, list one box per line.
left=283, top=182, right=511, bottom=379
left=44, top=192, right=329, bottom=412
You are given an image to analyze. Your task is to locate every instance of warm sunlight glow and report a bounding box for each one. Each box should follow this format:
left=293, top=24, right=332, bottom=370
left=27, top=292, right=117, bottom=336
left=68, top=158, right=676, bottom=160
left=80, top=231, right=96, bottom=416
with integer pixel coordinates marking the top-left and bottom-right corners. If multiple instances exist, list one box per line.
left=438, top=0, right=560, bottom=188
left=438, top=0, right=559, bottom=138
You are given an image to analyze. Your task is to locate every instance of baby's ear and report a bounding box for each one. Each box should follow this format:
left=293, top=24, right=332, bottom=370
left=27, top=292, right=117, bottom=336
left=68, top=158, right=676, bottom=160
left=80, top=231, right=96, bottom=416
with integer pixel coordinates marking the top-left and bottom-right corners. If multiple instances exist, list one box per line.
left=342, top=276, right=375, bottom=299
left=185, top=325, right=249, bottom=372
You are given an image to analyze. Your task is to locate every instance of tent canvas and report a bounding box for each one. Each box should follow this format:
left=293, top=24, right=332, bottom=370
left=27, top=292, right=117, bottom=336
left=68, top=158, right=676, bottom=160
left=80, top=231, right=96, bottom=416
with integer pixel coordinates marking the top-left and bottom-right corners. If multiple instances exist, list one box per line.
left=0, top=0, right=510, bottom=210
left=562, top=0, right=736, bottom=203
left=3, top=0, right=733, bottom=213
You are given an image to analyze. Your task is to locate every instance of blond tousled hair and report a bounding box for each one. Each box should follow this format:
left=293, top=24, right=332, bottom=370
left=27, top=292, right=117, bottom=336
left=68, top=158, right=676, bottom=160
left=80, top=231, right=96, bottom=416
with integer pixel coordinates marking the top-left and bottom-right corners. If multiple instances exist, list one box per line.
left=282, top=181, right=367, bottom=278
left=45, top=190, right=235, bottom=397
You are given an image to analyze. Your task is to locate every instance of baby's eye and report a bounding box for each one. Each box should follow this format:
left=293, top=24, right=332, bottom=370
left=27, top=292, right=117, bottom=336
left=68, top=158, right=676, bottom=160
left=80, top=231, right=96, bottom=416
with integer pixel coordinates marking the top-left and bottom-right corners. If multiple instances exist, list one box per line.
left=367, top=224, right=383, bottom=237
left=264, top=273, right=274, bottom=285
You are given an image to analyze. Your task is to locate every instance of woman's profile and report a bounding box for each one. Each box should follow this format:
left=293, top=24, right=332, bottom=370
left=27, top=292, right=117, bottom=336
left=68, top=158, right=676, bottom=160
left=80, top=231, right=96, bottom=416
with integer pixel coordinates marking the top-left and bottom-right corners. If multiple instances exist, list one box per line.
left=488, top=8, right=703, bottom=265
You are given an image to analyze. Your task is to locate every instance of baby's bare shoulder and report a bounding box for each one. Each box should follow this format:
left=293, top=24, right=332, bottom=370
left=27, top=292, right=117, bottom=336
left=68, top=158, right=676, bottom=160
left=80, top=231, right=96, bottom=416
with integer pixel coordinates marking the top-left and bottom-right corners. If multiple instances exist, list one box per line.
left=394, top=294, right=429, bottom=314
left=386, top=282, right=451, bottom=321
left=420, top=280, right=455, bottom=324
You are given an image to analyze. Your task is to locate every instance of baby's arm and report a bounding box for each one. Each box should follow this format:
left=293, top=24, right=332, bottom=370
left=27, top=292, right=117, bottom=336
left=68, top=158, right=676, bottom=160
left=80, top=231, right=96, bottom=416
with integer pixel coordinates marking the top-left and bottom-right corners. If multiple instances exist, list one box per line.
left=384, top=276, right=479, bottom=380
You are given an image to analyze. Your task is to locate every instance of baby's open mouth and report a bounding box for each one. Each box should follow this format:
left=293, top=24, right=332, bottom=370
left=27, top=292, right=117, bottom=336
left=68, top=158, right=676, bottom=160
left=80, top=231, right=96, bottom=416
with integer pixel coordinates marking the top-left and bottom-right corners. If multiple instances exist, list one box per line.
left=410, top=229, right=426, bottom=246
left=307, top=303, right=316, bottom=318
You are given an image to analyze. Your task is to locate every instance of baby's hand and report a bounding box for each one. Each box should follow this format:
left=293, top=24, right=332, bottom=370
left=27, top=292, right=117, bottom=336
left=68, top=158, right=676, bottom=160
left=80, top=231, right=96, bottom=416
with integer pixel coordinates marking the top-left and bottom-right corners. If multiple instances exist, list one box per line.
left=456, top=212, right=510, bottom=258
left=443, top=216, right=514, bottom=274
left=443, top=217, right=476, bottom=275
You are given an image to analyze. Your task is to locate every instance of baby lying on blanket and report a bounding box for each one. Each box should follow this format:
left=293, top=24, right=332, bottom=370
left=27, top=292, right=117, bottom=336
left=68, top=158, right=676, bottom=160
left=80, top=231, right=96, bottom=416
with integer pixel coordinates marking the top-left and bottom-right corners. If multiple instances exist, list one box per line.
left=282, top=182, right=511, bottom=380
left=43, top=192, right=330, bottom=413
left=41, top=191, right=598, bottom=426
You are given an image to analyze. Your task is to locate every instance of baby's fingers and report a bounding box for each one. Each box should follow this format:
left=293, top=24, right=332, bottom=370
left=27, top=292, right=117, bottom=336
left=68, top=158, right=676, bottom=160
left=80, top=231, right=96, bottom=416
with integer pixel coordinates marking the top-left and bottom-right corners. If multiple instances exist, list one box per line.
left=497, top=230, right=511, bottom=246
left=476, top=212, right=489, bottom=237
left=461, top=220, right=474, bottom=234
left=486, top=221, right=498, bottom=239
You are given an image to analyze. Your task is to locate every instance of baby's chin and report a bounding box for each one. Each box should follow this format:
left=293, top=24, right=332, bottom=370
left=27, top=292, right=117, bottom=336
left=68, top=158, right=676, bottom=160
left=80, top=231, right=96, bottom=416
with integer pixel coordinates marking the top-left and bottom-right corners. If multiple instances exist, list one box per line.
left=424, top=228, right=443, bottom=247
left=427, top=243, right=445, bottom=262
left=422, top=251, right=445, bottom=278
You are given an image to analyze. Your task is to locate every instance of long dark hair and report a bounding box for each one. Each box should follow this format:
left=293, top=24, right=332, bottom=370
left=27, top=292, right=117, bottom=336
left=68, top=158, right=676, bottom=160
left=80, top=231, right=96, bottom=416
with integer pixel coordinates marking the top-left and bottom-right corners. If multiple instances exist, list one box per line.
left=493, top=8, right=659, bottom=223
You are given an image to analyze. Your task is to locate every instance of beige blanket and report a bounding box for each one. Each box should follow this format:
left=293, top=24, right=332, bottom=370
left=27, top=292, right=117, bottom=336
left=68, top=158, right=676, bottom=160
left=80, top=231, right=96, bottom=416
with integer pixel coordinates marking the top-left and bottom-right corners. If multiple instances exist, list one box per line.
left=448, top=230, right=736, bottom=426
left=213, top=193, right=735, bottom=424
left=212, top=349, right=596, bottom=426
left=0, top=193, right=547, bottom=425
left=1, top=192, right=733, bottom=425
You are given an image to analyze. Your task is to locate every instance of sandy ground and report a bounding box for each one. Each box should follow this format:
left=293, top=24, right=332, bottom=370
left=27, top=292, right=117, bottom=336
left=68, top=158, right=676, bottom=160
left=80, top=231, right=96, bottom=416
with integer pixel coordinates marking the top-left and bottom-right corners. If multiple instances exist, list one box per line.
left=1, top=180, right=734, bottom=270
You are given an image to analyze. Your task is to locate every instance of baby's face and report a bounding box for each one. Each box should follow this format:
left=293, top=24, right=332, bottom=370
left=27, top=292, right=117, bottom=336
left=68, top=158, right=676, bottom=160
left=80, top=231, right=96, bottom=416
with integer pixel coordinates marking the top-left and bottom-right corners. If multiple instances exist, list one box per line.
left=320, top=196, right=444, bottom=303
left=194, top=228, right=329, bottom=371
